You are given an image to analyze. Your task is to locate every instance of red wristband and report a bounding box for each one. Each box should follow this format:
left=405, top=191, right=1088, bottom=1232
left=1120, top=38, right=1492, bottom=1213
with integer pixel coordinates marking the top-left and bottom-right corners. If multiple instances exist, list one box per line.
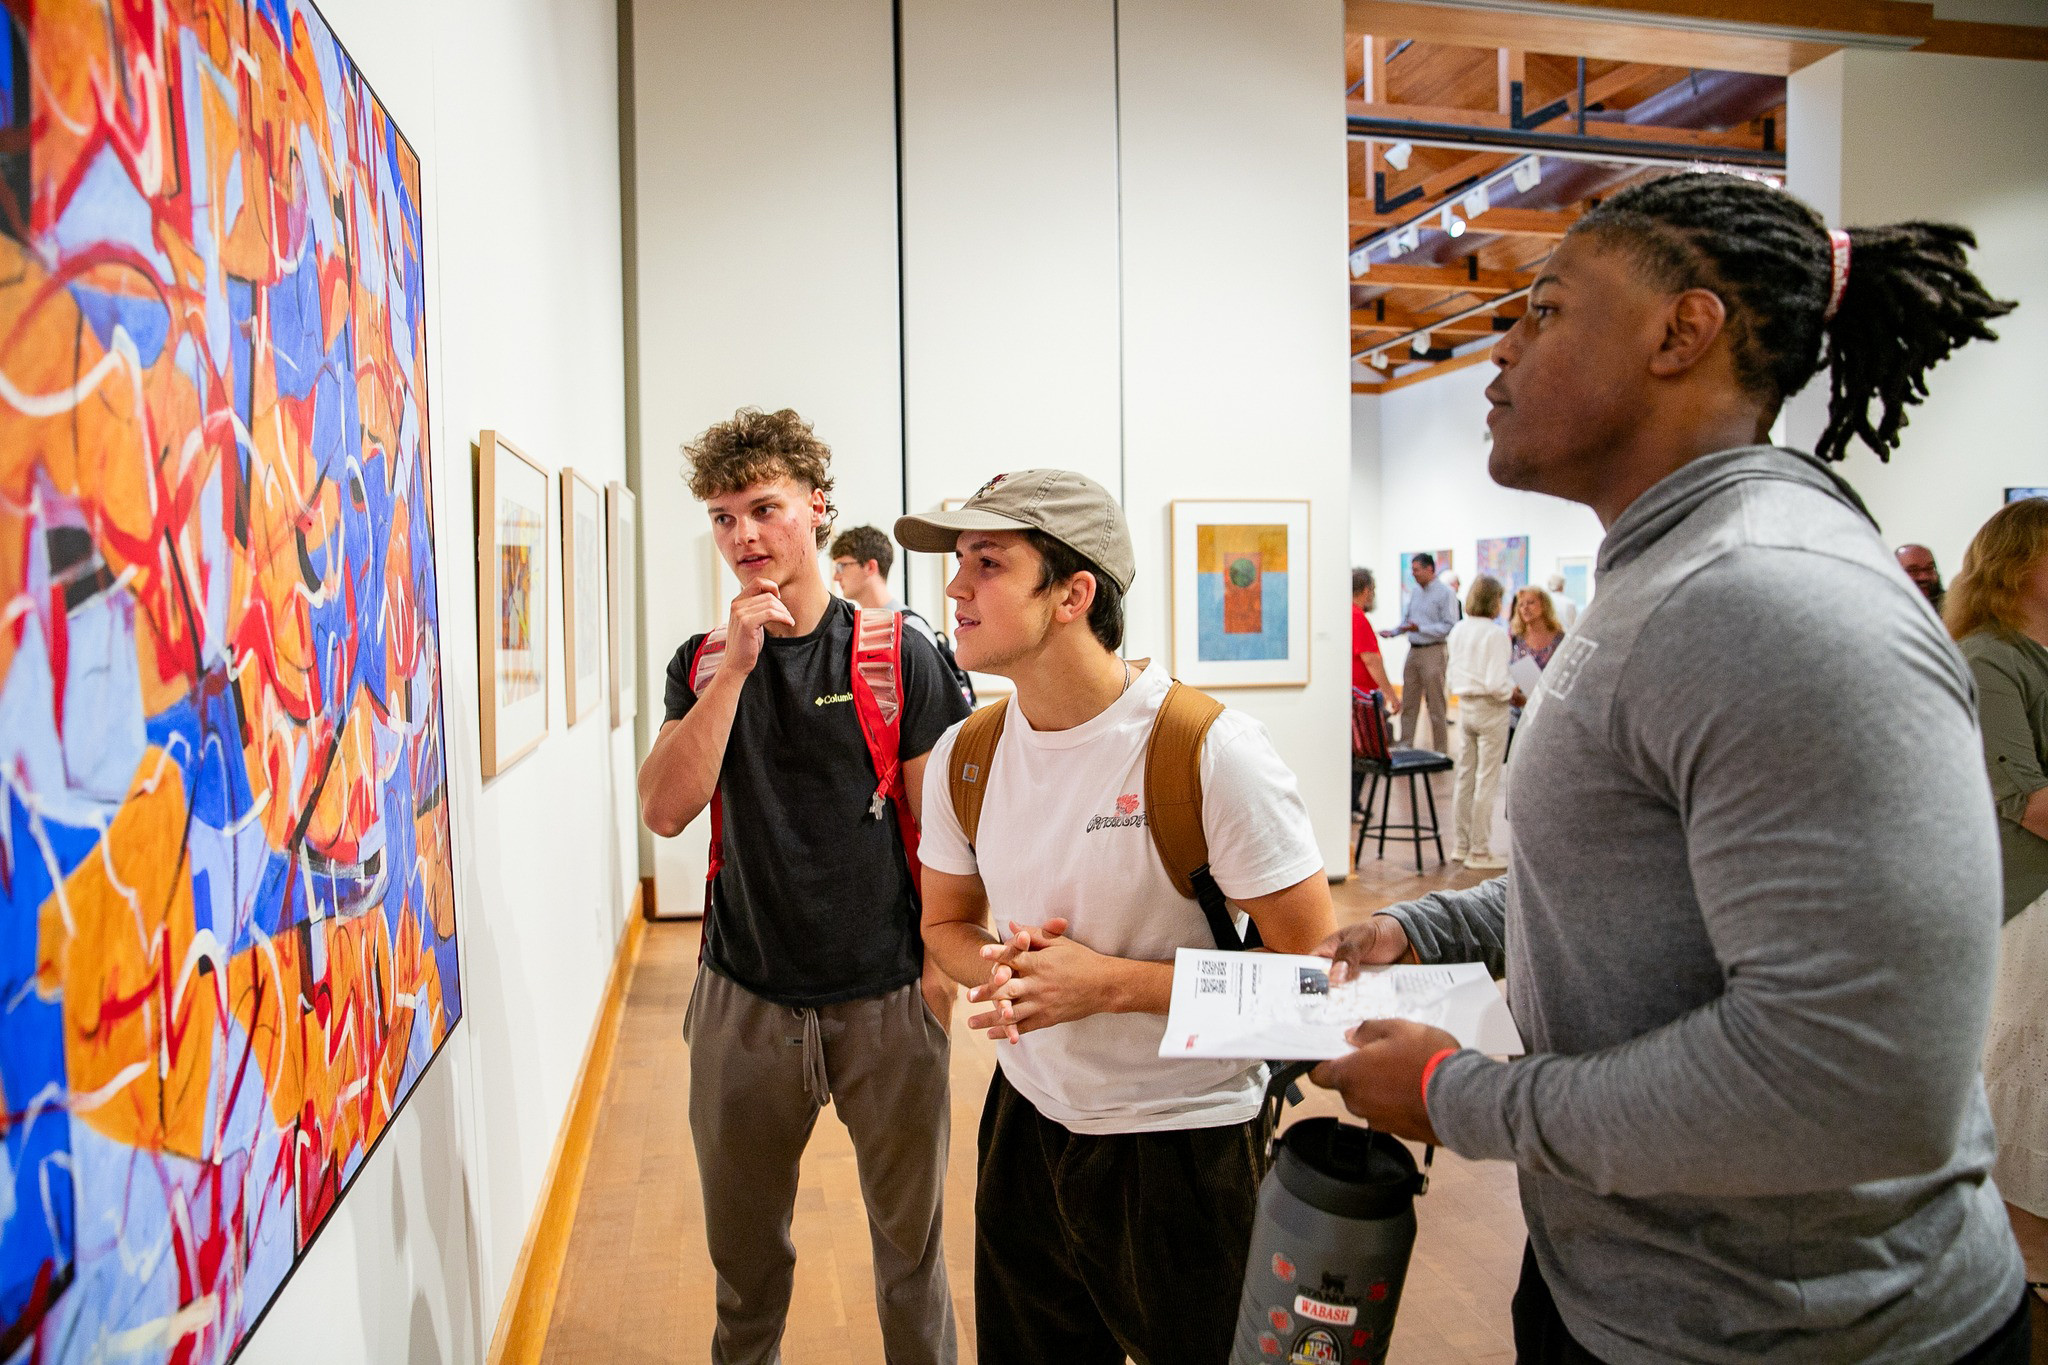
left=1420, top=1047, right=1460, bottom=1107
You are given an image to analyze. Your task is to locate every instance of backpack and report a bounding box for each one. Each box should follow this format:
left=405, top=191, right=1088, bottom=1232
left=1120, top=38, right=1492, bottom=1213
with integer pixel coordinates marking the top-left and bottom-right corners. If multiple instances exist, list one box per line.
left=944, top=679, right=1262, bottom=952
left=689, top=606, right=921, bottom=914
left=903, top=607, right=976, bottom=708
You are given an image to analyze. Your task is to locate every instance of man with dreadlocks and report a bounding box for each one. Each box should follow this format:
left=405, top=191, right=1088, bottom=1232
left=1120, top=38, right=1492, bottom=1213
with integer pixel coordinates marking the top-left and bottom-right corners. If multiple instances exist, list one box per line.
left=1312, top=171, right=2028, bottom=1362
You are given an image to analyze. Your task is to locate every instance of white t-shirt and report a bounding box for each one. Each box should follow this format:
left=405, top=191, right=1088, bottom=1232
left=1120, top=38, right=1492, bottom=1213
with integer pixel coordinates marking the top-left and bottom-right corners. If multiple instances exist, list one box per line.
left=1447, top=615, right=1513, bottom=700
left=919, top=662, right=1325, bottom=1134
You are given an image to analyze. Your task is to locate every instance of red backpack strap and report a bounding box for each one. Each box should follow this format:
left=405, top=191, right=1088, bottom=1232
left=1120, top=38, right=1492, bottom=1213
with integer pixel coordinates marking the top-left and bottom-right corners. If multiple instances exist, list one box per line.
left=690, top=629, right=729, bottom=914
left=849, top=607, right=921, bottom=892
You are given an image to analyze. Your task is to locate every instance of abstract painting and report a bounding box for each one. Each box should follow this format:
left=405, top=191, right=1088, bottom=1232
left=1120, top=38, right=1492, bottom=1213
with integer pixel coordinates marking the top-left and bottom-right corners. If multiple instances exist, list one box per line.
left=478, top=431, right=548, bottom=775
left=1557, top=556, right=1593, bottom=610
left=2007, top=487, right=2048, bottom=504
left=1398, top=549, right=1454, bottom=620
left=1476, top=535, right=1530, bottom=612
left=1171, top=500, right=1310, bottom=688
left=0, top=2, right=462, bottom=1361
left=606, top=482, right=637, bottom=729
left=561, top=470, right=602, bottom=724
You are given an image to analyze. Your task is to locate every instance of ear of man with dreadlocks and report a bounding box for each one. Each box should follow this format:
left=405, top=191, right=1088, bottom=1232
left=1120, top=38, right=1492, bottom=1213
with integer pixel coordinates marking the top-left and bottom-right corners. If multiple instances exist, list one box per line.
left=1313, top=171, right=2027, bottom=1364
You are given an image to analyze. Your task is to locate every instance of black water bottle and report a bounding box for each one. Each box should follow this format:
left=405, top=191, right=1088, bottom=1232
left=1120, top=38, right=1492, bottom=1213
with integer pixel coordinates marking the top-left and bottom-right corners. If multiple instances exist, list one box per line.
left=1231, top=1063, right=1429, bottom=1364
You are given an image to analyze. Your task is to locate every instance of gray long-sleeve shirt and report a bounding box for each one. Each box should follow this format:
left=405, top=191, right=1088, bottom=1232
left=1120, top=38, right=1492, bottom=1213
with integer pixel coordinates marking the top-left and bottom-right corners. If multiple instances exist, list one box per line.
left=1387, top=447, right=2021, bottom=1364
left=1401, top=575, right=1459, bottom=646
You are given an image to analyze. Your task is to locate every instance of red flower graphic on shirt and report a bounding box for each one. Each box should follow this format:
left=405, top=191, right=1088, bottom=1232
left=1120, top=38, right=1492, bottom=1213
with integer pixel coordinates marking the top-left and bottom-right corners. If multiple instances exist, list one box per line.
left=1116, top=793, right=1140, bottom=816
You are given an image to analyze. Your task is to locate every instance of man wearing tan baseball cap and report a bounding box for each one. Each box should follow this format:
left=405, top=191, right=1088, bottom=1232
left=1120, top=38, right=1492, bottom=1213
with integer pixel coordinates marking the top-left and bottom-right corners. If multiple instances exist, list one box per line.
left=897, top=470, right=1335, bottom=1364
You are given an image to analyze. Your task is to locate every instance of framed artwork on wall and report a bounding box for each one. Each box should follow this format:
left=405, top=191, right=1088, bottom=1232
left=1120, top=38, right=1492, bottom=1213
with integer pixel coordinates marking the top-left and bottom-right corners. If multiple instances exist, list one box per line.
left=0, top=1, right=465, bottom=1357
left=1398, top=549, right=1454, bottom=620
left=561, top=469, right=605, bottom=724
left=1476, top=536, right=1531, bottom=605
left=1171, top=500, right=1313, bottom=688
left=1556, top=556, right=1594, bottom=609
left=479, top=431, right=552, bottom=775
left=608, top=482, right=640, bottom=728
left=2007, top=487, right=2048, bottom=503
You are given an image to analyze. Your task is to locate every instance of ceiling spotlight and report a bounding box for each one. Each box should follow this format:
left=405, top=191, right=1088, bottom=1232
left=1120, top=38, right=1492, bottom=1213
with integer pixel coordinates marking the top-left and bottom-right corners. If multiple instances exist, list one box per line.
left=1349, top=249, right=1371, bottom=278
left=1512, top=158, right=1542, bottom=193
left=1394, top=226, right=1420, bottom=255
left=1462, top=185, right=1490, bottom=220
left=1416, top=332, right=1434, bottom=353
left=1385, top=141, right=1413, bottom=171
left=1441, top=206, right=1466, bottom=238
left=1370, top=352, right=1389, bottom=371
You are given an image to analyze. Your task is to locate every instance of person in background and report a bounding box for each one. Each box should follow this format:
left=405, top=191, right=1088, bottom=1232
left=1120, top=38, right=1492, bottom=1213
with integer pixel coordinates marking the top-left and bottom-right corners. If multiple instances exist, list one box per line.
left=1508, top=585, right=1566, bottom=725
left=1947, top=497, right=2048, bottom=1328
left=1383, top=551, right=1457, bottom=753
left=1545, top=571, right=1581, bottom=630
left=1309, top=170, right=2026, bottom=1361
left=1446, top=574, right=1514, bottom=871
left=832, top=524, right=939, bottom=649
left=1352, top=567, right=1399, bottom=712
left=1898, top=542, right=1947, bottom=614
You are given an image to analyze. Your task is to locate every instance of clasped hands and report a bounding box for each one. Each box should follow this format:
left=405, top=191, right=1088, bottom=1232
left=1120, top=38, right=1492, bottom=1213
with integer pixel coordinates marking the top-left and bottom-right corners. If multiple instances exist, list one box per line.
left=965, top=918, right=1121, bottom=1043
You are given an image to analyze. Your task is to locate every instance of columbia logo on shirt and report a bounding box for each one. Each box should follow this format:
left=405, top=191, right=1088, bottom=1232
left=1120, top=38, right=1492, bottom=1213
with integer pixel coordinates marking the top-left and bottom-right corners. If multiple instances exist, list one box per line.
left=815, top=692, right=853, bottom=707
left=1085, top=793, right=1146, bottom=833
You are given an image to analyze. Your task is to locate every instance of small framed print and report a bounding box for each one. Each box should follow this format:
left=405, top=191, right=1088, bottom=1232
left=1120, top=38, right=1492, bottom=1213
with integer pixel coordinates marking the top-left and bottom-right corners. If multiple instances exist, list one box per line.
left=607, top=482, right=639, bottom=728
left=477, top=430, right=551, bottom=776
left=1170, top=499, right=1312, bottom=689
left=561, top=469, right=605, bottom=724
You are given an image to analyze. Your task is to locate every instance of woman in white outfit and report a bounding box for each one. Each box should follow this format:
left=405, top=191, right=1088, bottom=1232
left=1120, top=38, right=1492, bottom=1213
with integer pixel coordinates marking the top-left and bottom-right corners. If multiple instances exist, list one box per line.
left=1446, top=575, right=1513, bottom=871
left=1948, top=497, right=2048, bottom=1308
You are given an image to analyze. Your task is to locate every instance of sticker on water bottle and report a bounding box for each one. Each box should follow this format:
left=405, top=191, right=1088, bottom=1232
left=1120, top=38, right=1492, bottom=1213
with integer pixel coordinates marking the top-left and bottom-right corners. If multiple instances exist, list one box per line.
left=1288, top=1327, right=1342, bottom=1364
left=1292, top=1294, right=1359, bottom=1326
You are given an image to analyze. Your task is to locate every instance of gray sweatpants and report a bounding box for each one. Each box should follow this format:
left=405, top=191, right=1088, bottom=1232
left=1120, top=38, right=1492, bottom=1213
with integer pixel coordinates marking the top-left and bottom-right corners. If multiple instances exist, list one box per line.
left=684, top=963, right=957, bottom=1365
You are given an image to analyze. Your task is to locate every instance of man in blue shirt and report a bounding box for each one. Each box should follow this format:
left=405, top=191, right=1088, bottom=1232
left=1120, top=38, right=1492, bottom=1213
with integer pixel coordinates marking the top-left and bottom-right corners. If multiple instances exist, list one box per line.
left=1383, top=551, right=1458, bottom=752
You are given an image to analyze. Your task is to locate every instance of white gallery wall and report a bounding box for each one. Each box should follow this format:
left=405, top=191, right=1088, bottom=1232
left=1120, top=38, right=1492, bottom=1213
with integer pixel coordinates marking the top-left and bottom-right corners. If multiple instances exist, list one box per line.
left=634, top=0, right=1356, bottom=906
left=239, top=0, right=636, bottom=1360
left=1786, top=51, right=2048, bottom=574
left=630, top=0, right=905, bottom=910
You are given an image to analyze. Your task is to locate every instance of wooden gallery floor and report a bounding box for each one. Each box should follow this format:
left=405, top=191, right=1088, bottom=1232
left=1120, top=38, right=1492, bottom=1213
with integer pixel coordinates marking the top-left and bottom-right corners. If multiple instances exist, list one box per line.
left=541, top=777, right=1519, bottom=1364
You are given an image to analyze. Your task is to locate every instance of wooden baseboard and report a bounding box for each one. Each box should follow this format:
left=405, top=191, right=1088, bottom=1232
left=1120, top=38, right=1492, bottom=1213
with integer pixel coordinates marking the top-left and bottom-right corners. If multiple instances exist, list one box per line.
left=486, top=886, right=650, bottom=1365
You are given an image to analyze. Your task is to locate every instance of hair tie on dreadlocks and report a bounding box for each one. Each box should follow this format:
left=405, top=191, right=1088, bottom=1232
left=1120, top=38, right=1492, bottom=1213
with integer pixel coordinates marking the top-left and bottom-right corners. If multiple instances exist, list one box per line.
left=1572, top=171, right=2015, bottom=465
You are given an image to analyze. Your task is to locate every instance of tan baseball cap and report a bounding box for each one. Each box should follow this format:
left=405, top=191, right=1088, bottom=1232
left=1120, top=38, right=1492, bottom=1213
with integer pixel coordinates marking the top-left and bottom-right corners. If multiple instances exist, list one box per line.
left=894, top=469, right=1136, bottom=592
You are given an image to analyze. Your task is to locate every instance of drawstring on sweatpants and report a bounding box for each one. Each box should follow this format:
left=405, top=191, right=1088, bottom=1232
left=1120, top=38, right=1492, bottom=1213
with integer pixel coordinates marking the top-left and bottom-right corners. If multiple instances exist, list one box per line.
left=798, top=1007, right=830, bottom=1108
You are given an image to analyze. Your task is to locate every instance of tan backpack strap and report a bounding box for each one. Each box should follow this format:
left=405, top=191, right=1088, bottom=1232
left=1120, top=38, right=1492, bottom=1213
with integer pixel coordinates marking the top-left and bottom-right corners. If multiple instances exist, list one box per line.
left=947, top=701, right=1010, bottom=848
left=1144, top=681, right=1226, bottom=900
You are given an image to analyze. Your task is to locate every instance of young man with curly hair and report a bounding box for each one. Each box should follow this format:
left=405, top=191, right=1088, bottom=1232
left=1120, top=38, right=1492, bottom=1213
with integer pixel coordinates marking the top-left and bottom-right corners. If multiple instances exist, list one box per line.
left=638, top=407, right=969, bottom=1365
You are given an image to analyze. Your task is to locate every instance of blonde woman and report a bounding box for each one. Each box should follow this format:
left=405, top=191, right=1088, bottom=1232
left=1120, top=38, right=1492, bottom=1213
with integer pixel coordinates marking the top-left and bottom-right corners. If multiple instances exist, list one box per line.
left=1507, top=586, right=1565, bottom=724
left=1948, top=496, right=2048, bottom=1308
left=1446, top=575, right=1513, bottom=870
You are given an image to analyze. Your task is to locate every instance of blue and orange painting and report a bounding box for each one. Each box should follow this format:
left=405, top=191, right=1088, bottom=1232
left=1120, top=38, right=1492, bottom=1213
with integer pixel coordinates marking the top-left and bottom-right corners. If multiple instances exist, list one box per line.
left=0, top=1, right=460, bottom=1361
left=1196, top=524, right=1290, bottom=662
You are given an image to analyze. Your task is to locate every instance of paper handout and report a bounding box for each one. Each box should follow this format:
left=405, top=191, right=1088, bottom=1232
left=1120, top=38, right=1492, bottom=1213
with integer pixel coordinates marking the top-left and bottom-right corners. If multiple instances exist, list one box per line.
left=1159, top=949, right=1526, bottom=1060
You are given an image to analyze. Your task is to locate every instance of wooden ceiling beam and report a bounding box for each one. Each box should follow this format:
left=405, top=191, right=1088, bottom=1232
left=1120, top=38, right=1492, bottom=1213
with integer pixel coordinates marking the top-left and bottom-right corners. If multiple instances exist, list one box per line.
left=1352, top=200, right=1581, bottom=238
left=1346, top=0, right=1839, bottom=75
left=1349, top=261, right=1532, bottom=294
left=1347, top=99, right=1770, bottom=152
left=1353, top=342, right=1503, bottom=394
left=1353, top=305, right=1521, bottom=338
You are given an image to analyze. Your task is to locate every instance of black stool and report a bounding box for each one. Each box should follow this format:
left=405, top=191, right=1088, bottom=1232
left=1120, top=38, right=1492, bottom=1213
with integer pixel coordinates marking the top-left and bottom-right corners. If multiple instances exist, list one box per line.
left=1351, top=688, right=1454, bottom=872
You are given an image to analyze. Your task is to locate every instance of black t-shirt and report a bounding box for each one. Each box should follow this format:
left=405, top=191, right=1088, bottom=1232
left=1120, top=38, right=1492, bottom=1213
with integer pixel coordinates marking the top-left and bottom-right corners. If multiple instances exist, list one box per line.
left=664, top=596, right=970, bottom=1006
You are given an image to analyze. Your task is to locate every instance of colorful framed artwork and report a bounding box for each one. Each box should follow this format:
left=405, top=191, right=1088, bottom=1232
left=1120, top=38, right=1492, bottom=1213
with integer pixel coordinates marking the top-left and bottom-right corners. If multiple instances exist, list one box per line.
left=561, top=470, right=605, bottom=724
left=1398, top=549, right=1454, bottom=620
left=939, top=497, right=1011, bottom=700
left=479, top=431, right=551, bottom=774
left=1476, top=535, right=1531, bottom=611
left=1557, top=556, right=1594, bottom=609
left=0, top=1, right=465, bottom=1359
left=1171, top=500, right=1313, bottom=688
left=607, top=483, right=640, bottom=728
left=2007, top=487, right=2048, bottom=503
